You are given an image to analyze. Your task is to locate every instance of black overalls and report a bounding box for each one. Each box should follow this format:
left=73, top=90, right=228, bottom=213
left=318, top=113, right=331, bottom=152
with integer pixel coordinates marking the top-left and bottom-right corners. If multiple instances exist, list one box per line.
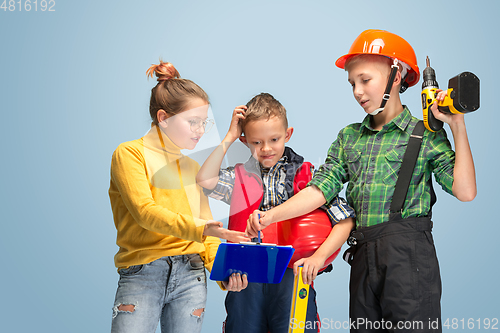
left=345, top=122, right=442, bottom=333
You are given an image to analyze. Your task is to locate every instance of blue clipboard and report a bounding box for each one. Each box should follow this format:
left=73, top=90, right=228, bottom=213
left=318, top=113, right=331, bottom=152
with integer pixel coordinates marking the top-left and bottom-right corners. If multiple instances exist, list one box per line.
left=209, top=242, right=295, bottom=284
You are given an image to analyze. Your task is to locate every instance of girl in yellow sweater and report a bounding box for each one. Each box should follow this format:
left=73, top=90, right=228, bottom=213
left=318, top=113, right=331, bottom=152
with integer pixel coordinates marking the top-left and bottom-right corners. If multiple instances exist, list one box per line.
left=109, top=61, right=248, bottom=333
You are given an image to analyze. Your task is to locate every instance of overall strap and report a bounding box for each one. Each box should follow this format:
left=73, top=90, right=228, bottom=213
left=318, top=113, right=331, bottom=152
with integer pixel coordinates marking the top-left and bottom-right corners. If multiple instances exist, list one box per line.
left=389, top=121, right=425, bottom=214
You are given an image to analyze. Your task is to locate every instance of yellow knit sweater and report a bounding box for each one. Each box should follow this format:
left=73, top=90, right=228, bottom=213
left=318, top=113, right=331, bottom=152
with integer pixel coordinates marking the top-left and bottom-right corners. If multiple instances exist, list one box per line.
left=109, top=125, right=220, bottom=272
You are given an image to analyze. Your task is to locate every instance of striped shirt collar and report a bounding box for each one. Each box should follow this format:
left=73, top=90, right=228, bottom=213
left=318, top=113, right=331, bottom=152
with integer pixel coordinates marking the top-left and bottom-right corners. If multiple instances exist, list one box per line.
left=243, top=146, right=302, bottom=177
left=260, top=155, right=288, bottom=175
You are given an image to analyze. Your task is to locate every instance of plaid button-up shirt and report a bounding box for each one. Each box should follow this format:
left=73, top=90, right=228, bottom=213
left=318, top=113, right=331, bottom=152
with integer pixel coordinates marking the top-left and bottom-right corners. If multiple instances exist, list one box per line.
left=310, top=107, right=455, bottom=228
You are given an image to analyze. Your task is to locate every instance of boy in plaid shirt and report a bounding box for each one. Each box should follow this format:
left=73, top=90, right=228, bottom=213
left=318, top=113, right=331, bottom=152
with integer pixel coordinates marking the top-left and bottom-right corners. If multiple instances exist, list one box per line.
left=197, top=93, right=355, bottom=333
left=247, top=30, right=476, bottom=332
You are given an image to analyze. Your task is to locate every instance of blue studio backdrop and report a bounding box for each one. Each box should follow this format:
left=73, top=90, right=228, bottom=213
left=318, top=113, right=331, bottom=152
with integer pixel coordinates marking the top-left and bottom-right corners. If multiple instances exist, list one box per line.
left=1, top=1, right=497, bottom=332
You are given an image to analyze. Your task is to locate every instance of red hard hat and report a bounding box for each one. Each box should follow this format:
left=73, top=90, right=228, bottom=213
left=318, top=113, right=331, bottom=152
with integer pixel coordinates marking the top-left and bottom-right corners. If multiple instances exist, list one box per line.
left=276, top=209, right=340, bottom=270
left=335, top=29, right=420, bottom=90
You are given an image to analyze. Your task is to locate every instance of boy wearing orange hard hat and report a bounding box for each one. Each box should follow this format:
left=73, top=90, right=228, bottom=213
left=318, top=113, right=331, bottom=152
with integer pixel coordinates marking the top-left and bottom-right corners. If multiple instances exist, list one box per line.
left=248, top=30, right=476, bottom=332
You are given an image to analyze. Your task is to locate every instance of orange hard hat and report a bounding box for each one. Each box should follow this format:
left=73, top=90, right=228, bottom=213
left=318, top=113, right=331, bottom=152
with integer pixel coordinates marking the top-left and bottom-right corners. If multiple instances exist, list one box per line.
left=276, top=209, right=340, bottom=270
left=335, top=29, right=420, bottom=91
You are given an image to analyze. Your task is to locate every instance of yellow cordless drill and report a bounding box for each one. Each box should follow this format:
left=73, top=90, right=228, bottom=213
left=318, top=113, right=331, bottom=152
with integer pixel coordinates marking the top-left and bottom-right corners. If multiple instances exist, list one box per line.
left=421, top=56, right=480, bottom=132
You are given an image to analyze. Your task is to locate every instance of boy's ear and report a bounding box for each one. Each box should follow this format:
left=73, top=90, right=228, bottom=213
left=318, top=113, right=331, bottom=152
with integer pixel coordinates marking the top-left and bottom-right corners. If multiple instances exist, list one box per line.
left=284, top=127, right=294, bottom=143
left=389, top=70, right=402, bottom=94
left=239, top=135, right=249, bottom=147
left=394, top=70, right=402, bottom=85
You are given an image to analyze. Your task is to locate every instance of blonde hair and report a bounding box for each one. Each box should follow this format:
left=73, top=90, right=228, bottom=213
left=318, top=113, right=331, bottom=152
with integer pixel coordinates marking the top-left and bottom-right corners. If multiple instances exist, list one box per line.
left=345, top=54, right=404, bottom=90
left=146, top=60, right=209, bottom=125
left=345, top=54, right=393, bottom=73
left=241, top=93, right=288, bottom=133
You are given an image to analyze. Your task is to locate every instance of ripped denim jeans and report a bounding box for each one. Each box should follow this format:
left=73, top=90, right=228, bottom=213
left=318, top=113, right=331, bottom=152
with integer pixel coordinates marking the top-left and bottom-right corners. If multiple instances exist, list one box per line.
left=111, top=254, right=207, bottom=333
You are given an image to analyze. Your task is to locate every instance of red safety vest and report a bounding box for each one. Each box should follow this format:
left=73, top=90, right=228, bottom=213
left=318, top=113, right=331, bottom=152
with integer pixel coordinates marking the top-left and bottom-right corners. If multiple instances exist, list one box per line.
left=228, top=162, right=312, bottom=241
left=228, top=162, right=340, bottom=269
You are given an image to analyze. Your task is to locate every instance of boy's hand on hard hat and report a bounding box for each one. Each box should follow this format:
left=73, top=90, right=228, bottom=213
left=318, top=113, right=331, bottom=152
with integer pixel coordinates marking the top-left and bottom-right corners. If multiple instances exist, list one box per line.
left=246, top=210, right=270, bottom=238
left=293, top=255, right=324, bottom=285
left=431, top=89, right=465, bottom=126
left=222, top=273, right=248, bottom=292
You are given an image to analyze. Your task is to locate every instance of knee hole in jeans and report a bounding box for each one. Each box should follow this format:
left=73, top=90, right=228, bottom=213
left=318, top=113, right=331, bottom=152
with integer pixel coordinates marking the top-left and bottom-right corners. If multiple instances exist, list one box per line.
left=191, top=308, right=204, bottom=318
left=117, top=304, right=135, bottom=313
left=112, top=303, right=136, bottom=320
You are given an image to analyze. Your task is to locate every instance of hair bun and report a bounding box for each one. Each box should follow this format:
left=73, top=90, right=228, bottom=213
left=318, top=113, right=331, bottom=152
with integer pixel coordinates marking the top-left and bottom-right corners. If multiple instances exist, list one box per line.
left=146, top=60, right=181, bottom=82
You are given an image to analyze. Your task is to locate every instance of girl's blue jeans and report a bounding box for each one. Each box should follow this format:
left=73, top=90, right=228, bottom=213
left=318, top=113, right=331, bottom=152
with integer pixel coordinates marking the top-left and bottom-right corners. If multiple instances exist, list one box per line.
left=111, top=254, right=207, bottom=333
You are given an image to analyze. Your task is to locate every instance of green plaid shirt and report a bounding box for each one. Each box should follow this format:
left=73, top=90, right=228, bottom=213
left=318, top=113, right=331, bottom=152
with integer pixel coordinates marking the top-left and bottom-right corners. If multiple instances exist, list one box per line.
left=310, top=107, right=455, bottom=228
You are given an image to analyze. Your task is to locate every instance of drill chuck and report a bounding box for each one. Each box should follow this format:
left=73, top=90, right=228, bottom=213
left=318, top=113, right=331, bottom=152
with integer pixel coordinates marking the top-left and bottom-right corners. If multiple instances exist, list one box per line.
left=422, top=57, right=439, bottom=90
